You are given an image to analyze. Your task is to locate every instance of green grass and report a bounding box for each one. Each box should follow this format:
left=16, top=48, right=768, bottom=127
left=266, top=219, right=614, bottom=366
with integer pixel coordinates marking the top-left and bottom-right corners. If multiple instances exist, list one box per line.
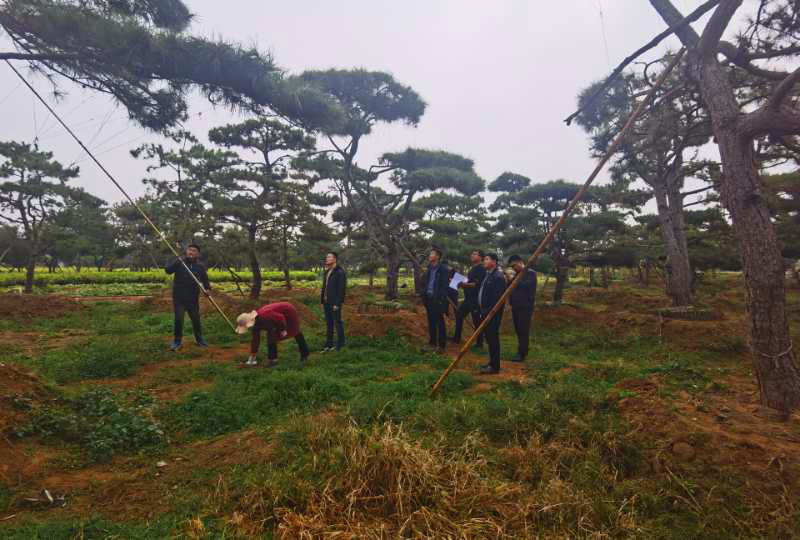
left=18, top=335, right=166, bottom=384
left=2, top=283, right=798, bottom=539
left=17, top=388, right=166, bottom=462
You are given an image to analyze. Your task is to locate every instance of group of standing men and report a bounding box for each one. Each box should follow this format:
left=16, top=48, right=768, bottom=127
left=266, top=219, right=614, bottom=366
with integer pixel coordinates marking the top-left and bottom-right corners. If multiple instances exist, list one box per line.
left=165, top=244, right=535, bottom=374
left=420, top=248, right=537, bottom=375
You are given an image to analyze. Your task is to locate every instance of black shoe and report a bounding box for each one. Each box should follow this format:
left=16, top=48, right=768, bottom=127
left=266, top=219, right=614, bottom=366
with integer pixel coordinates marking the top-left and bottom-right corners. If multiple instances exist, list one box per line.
left=451, top=337, right=461, bottom=344
left=510, top=355, right=525, bottom=363
left=479, top=365, right=499, bottom=375
left=437, top=347, right=447, bottom=355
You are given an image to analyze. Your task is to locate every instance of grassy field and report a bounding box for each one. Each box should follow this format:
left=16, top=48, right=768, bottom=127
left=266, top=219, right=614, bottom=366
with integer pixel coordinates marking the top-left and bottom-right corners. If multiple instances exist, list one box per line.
left=0, top=276, right=799, bottom=538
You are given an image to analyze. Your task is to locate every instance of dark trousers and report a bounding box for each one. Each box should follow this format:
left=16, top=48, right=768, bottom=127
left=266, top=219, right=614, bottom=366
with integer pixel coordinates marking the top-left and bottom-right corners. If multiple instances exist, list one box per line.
left=174, top=300, right=202, bottom=342
left=481, top=309, right=504, bottom=371
left=323, top=304, right=345, bottom=349
left=267, top=333, right=310, bottom=360
left=512, top=306, right=534, bottom=360
left=424, top=297, right=447, bottom=348
left=454, top=301, right=483, bottom=347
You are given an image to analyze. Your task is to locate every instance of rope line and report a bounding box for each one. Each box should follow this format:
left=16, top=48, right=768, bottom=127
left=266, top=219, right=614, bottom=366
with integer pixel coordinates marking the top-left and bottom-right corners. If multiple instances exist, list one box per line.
left=4, top=59, right=236, bottom=333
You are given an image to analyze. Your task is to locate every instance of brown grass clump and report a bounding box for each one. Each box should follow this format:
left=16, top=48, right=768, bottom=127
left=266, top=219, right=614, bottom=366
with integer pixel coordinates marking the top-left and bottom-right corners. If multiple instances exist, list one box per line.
left=212, top=415, right=644, bottom=539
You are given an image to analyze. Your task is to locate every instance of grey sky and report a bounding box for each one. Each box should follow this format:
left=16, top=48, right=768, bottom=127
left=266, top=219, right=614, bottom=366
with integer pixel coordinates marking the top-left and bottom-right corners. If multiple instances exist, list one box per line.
left=0, top=1, right=723, bottom=206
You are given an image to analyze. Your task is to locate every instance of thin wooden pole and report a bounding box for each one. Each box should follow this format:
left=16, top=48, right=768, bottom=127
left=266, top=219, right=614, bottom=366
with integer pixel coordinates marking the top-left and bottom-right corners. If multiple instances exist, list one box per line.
left=431, top=48, right=685, bottom=396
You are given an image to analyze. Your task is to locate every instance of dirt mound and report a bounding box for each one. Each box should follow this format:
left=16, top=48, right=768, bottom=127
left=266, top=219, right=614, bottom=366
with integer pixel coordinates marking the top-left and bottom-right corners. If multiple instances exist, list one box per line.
left=0, top=363, right=52, bottom=432
left=0, top=294, right=85, bottom=321
left=0, top=364, right=55, bottom=490
left=346, top=305, right=428, bottom=340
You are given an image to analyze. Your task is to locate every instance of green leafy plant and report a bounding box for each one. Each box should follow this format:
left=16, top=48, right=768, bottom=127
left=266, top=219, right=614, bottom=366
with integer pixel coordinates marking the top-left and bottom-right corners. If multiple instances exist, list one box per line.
left=18, top=388, right=165, bottom=462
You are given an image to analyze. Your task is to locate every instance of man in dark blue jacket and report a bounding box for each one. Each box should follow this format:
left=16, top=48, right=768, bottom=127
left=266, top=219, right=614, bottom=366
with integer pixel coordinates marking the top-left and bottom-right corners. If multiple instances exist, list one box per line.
left=419, top=248, right=449, bottom=353
left=507, top=254, right=537, bottom=362
left=478, top=253, right=507, bottom=374
left=166, top=244, right=211, bottom=351
left=320, top=251, right=347, bottom=352
left=453, top=249, right=486, bottom=348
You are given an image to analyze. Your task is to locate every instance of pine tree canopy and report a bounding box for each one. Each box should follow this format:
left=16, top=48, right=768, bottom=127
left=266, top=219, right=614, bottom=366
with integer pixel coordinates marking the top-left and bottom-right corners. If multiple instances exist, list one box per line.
left=0, top=0, right=343, bottom=130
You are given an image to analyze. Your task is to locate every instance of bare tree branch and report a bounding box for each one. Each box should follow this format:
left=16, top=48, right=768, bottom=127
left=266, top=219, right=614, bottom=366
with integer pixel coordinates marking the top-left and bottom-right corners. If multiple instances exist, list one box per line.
left=769, top=67, right=800, bottom=110
left=564, top=0, right=717, bottom=125
left=741, top=106, right=800, bottom=138
left=718, top=41, right=788, bottom=81
left=698, top=0, right=743, bottom=59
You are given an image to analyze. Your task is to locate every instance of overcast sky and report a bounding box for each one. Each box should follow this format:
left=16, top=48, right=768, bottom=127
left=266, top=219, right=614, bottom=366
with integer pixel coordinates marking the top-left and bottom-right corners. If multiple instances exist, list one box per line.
left=0, top=1, right=731, bottom=206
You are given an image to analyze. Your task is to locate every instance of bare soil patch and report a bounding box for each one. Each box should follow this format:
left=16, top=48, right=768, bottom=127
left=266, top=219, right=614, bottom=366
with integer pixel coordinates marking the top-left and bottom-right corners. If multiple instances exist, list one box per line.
left=0, top=329, right=89, bottom=355
left=0, top=294, right=85, bottom=322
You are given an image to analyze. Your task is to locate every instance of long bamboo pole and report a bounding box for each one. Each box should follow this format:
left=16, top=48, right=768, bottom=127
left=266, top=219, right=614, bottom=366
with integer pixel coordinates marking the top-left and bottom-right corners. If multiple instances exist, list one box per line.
left=6, top=60, right=236, bottom=332
left=430, top=48, right=686, bottom=396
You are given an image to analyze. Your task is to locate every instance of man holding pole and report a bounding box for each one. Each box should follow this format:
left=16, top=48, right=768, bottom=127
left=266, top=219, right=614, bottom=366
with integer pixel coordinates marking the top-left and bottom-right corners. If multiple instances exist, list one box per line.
left=419, top=248, right=449, bottom=354
left=478, top=253, right=507, bottom=374
left=321, top=251, right=346, bottom=352
left=507, top=254, right=537, bottom=362
left=453, top=249, right=486, bottom=348
left=166, top=243, right=211, bottom=351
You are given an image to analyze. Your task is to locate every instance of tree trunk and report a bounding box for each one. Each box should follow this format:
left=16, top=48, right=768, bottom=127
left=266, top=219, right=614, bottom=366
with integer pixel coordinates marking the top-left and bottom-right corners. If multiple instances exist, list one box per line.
left=24, top=255, right=35, bottom=293
left=589, top=266, right=596, bottom=287
left=553, top=267, right=568, bottom=303
left=601, top=266, right=609, bottom=289
left=384, top=248, right=401, bottom=300
left=369, top=270, right=374, bottom=288
left=248, top=226, right=261, bottom=300
left=653, top=178, right=693, bottom=306
left=693, top=43, right=800, bottom=411
left=281, top=226, right=292, bottom=290
left=636, top=264, right=644, bottom=284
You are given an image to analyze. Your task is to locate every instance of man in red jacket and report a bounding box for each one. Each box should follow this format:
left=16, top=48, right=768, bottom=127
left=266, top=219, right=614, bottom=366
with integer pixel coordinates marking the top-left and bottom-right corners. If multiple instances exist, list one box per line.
left=235, top=302, right=309, bottom=367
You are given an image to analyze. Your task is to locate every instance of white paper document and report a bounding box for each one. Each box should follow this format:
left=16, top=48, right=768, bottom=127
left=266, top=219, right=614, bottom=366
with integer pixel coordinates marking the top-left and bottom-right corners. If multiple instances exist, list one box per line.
left=449, top=272, right=468, bottom=290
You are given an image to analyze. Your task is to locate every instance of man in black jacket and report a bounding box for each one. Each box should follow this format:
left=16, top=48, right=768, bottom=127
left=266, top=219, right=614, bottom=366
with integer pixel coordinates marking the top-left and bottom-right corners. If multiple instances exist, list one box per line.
left=453, top=249, right=486, bottom=348
left=478, top=253, right=507, bottom=374
left=507, top=254, right=537, bottom=362
left=419, top=248, right=449, bottom=353
left=321, top=251, right=347, bottom=352
left=166, top=244, right=211, bottom=351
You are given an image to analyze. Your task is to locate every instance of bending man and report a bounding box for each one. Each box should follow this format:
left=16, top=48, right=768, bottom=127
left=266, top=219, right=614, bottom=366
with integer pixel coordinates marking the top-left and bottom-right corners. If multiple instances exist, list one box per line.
left=236, top=301, right=309, bottom=367
left=166, top=243, right=210, bottom=351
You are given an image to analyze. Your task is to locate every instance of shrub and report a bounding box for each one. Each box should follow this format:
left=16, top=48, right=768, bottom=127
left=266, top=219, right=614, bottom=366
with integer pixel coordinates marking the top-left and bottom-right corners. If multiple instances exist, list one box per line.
left=18, top=388, right=166, bottom=462
left=0, top=268, right=317, bottom=287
